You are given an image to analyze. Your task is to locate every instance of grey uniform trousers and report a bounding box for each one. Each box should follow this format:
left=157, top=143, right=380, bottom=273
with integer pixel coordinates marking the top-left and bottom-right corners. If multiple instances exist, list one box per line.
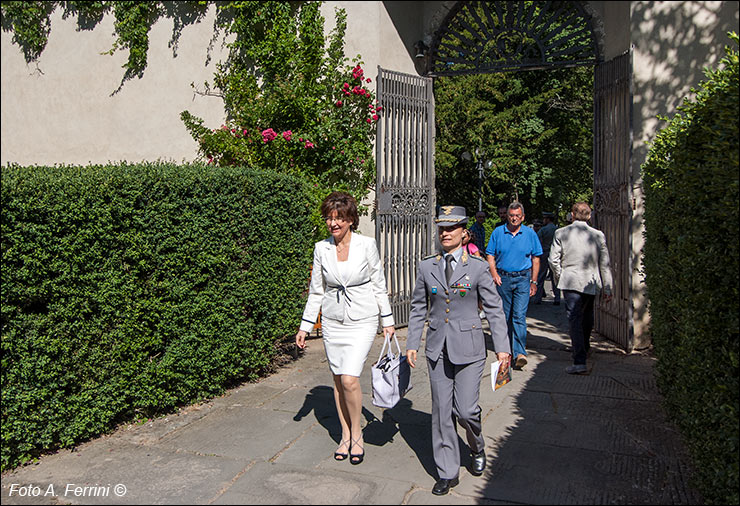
left=427, top=351, right=486, bottom=480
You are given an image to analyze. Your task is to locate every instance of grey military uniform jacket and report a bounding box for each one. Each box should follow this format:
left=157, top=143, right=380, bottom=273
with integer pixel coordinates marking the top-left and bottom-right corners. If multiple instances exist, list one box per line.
left=407, top=250, right=511, bottom=364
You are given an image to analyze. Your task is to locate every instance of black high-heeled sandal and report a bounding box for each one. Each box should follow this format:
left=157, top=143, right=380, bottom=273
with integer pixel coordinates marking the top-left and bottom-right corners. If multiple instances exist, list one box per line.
left=334, top=439, right=350, bottom=461
left=350, top=436, right=364, bottom=465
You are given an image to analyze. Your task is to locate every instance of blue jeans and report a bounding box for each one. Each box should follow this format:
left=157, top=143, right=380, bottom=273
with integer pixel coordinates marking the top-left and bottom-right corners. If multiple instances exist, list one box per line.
left=532, top=256, right=560, bottom=304
left=496, top=271, right=531, bottom=358
left=563, top=290, right=595, bottom=365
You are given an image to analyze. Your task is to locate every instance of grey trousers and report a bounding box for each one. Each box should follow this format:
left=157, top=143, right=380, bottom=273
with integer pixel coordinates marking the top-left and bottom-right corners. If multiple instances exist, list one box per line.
left=427, top=354, right=486, bottom=480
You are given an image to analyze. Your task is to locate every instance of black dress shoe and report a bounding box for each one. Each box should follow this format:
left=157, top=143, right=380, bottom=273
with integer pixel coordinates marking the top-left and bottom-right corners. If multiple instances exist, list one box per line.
left=470, top=450, right=486, bottom=476
left=432, top=477, right=459, bottom=496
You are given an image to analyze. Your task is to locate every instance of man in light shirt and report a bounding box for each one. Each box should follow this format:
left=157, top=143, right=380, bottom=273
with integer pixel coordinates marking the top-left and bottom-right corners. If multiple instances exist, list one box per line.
left=549, top=202, right=614, bottom=374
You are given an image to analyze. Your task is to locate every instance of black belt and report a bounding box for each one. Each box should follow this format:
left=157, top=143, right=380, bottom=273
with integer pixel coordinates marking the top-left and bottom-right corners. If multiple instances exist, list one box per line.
left=498, top=269, right=530, bottom=277
left=328, top=279, right=371, bottom=304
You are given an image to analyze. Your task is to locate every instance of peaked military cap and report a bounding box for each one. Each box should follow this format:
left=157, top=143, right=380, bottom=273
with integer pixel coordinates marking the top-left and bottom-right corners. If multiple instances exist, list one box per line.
left=435, top=205, right=468, bottom=226
left=542, top=211, right=555, bottom=218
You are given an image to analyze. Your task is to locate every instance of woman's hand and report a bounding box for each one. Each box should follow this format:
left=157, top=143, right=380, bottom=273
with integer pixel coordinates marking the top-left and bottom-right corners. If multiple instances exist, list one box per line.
left=295, top=330, right=309, bottom=349
left=383, top=325, right=395, bottom=338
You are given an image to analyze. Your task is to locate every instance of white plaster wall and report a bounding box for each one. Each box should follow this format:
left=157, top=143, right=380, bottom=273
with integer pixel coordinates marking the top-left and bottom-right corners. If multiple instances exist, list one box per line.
left=1, top=6, right=227, bottom=166
left=323, top=1, right=419, bottom=78
left=1, top=2, right=422, bottom=237
left=321, top=1, right=421, bottom=236
left=629, top=0, right=738, bottom=346
left=591, top=1, right=631, bottom=59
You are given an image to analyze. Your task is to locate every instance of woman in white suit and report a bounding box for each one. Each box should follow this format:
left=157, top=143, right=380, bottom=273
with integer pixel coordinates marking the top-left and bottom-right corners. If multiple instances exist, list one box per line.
left=295, top=191, right=394, bottom=465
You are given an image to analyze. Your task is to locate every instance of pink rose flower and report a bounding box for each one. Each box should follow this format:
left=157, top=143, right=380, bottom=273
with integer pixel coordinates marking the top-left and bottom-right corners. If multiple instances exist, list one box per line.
left=261, top=128, right=277, bottom=143
left=336, top=100, right=343, bottom=107
left=304, top=141, right=315, bottom=149
left=282, top=130, right=292, bottom=141
left=372, top=114, right=379, bottom=121
left=366, top=118, right=372, bottom=123
left=366, top=78, right=372, bottom=83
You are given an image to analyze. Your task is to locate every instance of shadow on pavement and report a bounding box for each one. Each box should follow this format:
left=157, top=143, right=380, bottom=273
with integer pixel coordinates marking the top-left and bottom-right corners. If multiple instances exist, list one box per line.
left=471, top=300, right=702, bottom=504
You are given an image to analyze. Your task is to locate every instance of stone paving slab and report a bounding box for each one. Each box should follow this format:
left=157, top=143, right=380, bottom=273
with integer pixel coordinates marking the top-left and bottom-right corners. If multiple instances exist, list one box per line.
left=2, top=303, right=702, bottom=505
left=477, top=439, right=686, bottom=505
left=212, top=462, right=412, bottom=505
left=158, top=405, right=315, bottom=461
left=1, top=438, right=248, bottom=505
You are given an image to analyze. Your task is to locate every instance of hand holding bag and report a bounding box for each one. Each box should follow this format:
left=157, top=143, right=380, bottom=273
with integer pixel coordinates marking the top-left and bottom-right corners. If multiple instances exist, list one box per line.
left=371, top=332, right=412, bottom=408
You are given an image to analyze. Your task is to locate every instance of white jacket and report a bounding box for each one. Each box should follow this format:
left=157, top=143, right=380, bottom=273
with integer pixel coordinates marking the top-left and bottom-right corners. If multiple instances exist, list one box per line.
left=548, top=220, right=614, bottom=296
left=299, top=233, right=394, bottom=333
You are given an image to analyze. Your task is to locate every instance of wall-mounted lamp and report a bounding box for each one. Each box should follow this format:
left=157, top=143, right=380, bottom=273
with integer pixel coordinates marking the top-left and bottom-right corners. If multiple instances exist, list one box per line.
left=414, top=40, right=428, bottom=59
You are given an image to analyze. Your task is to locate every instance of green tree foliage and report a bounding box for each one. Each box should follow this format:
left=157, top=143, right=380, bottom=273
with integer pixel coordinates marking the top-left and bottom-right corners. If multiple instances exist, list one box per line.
left=180, top=2, right=378, bottom=206
left=431, top=0, right=594, bottom=219
left=434, top=66, right=593, bottom=219
left=642, top=33, right=739, bottom=505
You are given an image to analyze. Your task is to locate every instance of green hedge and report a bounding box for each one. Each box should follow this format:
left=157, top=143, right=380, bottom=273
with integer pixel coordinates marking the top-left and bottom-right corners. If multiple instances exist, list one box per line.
left=642, top=34, right=739, bottom=504
left=1, top=162, right=315, bottom=470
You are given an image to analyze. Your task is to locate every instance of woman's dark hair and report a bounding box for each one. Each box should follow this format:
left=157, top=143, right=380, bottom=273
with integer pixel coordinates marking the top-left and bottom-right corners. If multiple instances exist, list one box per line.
left=321, top=191, right=359, bottom=231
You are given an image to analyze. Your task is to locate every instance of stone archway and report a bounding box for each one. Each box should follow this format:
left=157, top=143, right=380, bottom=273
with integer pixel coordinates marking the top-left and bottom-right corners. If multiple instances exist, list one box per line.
left=418, top=1, right=633, bottom=350
left=427, top=0, right=600, bottom=76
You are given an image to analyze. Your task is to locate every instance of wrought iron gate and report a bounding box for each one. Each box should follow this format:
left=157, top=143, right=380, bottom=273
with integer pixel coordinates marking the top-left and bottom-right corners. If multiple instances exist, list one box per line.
left=375, top=67, right=436, bottom=327
left=593, top=50, right=633, bottom=352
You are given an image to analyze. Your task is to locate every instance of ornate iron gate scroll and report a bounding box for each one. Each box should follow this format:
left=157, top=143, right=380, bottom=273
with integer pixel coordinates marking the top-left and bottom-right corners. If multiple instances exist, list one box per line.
left=593, top=50, right=633, bottom=352
left=375, top=67, right=435, bottom=327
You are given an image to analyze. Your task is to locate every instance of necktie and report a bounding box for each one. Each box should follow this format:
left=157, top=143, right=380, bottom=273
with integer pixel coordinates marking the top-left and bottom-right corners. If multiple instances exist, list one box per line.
left=445, top=254, right=454, bottom=284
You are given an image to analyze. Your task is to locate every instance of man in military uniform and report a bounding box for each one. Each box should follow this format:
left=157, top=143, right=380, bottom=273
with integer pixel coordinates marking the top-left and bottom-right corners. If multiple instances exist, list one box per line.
left=406, top=205, right=511, bottom=496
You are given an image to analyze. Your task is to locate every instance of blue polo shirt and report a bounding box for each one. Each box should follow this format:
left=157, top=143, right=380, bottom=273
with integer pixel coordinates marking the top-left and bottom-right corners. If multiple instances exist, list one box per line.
left=486, top=224, right=543, bottom=272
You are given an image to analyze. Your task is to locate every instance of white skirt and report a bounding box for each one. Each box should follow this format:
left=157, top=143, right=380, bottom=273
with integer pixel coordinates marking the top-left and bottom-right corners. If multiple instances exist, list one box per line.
left=321, top=315, right=379, bottom=376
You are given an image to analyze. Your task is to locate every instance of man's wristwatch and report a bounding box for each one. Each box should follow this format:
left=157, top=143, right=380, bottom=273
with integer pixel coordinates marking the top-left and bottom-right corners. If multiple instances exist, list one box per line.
left=530, top=280, right=538, bottom=285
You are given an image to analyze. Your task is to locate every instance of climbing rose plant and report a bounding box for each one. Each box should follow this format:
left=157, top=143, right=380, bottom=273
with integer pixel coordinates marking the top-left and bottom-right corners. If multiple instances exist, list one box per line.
left=181, top=2, right=379, bottom=200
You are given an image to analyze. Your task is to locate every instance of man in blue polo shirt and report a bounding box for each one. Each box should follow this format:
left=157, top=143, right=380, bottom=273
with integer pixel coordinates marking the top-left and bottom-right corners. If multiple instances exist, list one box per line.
left=485, top=202, right=542, bottom=369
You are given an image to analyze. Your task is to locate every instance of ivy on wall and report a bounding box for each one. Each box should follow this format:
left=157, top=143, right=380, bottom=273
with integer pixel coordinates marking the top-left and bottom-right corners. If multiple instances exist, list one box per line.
left=2, top=1, right=378, bottom=212
left=180, top=2, right=379, bottom=215
left=1, top=1, right=209, bottom=88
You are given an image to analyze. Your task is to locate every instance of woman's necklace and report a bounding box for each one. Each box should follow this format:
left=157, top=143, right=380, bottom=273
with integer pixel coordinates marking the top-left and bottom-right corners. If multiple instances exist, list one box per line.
left=335, top=233, right=351, bottom=255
